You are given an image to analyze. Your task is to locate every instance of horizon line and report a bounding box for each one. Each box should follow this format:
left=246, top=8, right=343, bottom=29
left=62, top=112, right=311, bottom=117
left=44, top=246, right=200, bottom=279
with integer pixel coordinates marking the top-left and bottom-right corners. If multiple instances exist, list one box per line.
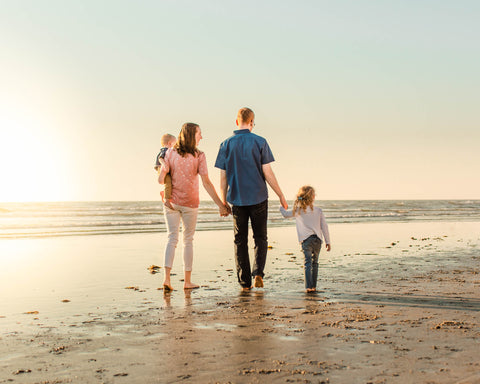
left=1, top=198, right=479, bottom=204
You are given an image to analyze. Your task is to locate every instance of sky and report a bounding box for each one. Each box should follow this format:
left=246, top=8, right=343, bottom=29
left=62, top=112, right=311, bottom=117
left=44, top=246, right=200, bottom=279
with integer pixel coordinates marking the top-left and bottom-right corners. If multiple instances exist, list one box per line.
left=0, top=0, right=479, bottom=202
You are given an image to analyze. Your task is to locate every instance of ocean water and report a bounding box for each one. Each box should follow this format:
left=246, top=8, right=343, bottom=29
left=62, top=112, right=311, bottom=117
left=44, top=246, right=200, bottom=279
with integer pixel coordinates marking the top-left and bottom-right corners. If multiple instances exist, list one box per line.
left=0, top=200, right=479, bottom=239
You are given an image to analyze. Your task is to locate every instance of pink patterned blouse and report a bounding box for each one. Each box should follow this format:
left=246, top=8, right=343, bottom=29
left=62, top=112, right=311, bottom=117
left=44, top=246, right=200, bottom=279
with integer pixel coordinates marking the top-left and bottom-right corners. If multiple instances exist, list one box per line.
left=162, top=148, right=208, bottom=208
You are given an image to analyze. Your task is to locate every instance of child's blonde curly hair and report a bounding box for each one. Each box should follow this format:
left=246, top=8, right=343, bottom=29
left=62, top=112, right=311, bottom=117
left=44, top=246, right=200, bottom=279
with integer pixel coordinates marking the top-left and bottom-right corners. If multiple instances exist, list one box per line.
left=292, top=185, right=315, bottom=216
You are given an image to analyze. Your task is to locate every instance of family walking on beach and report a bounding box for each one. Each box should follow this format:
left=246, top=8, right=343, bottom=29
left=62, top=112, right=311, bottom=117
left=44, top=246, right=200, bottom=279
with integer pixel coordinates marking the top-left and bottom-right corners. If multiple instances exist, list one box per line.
left=155, top=107, right=331, bottom=293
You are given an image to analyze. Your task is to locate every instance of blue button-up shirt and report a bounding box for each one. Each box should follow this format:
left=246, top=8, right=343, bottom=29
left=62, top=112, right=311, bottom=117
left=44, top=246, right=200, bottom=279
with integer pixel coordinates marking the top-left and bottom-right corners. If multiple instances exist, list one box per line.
left=215, top=129, right=275, bottom=206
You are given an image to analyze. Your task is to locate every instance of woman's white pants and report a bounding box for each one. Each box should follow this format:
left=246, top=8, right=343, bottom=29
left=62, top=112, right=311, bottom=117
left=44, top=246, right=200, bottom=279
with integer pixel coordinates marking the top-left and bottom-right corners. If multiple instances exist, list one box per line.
left=163, top=203, right=198, bottom=271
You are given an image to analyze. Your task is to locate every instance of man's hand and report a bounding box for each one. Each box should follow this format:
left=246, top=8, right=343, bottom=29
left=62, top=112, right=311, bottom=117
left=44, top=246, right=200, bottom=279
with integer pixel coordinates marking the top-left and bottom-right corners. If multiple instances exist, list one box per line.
left=219, top=205, right=229, bottom=217
left=326, top=244, right=331, bottom=252
left=219, top=203, right=231, bottom=217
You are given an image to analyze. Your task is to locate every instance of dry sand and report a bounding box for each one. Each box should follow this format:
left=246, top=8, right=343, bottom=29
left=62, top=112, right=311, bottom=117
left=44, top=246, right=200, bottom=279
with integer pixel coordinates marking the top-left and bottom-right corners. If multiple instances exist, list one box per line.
left=0, top=222, right=479, bottom=383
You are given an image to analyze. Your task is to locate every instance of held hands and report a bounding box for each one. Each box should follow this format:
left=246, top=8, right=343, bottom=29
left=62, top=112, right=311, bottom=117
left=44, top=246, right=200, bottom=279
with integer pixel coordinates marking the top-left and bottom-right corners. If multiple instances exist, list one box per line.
left=326, top=244, right=331, bottom=252
left=280, top=195, right=288, bottom=209
left=219, top=202, right=231, bottom=217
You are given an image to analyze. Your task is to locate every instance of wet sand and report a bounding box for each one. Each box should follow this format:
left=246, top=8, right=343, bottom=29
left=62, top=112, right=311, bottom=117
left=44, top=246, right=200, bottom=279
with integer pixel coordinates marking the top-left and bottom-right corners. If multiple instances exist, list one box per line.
left=0, top=221, right=479, bottom=383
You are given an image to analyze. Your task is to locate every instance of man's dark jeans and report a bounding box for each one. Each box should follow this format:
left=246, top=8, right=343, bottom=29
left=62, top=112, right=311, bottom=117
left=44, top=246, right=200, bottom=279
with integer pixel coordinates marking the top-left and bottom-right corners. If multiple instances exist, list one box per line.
left=232, top=200, right=268, bottom=288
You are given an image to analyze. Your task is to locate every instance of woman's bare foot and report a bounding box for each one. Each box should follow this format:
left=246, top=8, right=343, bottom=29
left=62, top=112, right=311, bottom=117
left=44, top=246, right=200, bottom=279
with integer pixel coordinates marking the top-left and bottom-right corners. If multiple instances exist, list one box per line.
left=163, top=267, right=173, bottom=291
left=184, top=282, right=199, bottom=290
left=183, top=271, right=199, bottom=290
left=306, top=288, right=316, bottom=293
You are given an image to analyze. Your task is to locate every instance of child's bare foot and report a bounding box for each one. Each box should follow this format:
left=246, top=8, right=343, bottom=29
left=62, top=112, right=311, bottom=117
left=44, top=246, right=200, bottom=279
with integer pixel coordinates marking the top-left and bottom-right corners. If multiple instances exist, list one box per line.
left=184, top=282, right=199, bottom=290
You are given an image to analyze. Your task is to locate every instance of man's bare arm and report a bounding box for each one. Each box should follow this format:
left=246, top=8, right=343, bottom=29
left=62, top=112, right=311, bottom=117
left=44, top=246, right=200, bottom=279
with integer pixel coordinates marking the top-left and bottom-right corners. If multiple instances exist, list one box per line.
left=220, top=170, right=228, bottom=204
left=219, top=170, right=231, bottom=214
left=262, top=163, right=288, bottom=209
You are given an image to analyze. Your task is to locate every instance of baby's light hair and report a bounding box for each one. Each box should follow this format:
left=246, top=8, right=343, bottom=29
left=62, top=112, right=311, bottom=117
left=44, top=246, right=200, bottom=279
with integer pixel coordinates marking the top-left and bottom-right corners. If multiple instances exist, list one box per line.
left=161, top=133, right=176, bottom=147
left=292, top=185, right=315, bottom=216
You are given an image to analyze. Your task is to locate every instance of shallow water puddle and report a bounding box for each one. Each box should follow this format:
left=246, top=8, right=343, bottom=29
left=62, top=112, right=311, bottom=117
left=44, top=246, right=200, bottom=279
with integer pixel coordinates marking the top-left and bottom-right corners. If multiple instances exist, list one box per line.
left=0, top=353, right=24, bottom=363
left=194, top=322, right=237, bottom=331
left=277, top=335, right=300, bottom=341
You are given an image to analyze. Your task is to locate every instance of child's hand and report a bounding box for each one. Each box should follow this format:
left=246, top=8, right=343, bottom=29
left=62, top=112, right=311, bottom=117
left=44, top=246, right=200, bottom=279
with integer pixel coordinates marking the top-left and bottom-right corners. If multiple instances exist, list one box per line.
left=326, top=244, right=331, bottom=252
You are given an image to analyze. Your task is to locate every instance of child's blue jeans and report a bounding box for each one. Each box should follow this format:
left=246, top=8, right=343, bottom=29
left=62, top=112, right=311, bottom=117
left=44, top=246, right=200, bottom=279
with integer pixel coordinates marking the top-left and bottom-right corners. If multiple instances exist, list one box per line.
left=301, top=234, right=322, bottom=289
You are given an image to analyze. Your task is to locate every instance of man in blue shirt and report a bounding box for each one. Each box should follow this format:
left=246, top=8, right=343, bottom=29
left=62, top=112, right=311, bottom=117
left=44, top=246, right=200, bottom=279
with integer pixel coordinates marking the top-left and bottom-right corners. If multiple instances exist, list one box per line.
left=215, top=107, right=288, bottom=291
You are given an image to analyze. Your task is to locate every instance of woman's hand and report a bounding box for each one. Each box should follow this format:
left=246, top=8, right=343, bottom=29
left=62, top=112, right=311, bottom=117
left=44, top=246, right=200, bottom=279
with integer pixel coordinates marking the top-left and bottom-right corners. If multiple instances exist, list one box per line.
left=326, top=244, right=331, bottom=252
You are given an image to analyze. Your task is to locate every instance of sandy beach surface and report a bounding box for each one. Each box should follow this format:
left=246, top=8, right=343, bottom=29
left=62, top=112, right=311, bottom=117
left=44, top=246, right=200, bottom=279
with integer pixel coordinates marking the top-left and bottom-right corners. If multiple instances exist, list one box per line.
left=1, top=221, right=479, bottom=383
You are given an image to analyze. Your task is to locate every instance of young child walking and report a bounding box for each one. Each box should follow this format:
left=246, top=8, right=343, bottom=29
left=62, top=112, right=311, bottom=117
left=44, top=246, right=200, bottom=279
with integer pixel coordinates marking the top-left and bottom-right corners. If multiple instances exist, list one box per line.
left=154, top=133, right=176, bottom=209
left=280, top=185, right=331, bottom=292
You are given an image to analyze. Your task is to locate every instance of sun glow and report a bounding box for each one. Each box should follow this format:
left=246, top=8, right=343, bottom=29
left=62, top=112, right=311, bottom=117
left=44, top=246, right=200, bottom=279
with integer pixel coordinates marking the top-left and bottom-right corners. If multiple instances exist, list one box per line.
left=0, top=113, right=71, bottom=202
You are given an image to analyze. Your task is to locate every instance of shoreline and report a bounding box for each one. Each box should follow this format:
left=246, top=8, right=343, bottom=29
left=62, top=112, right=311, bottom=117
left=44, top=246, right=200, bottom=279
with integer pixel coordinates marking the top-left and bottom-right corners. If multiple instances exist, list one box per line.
left=2, top=199, right=480, bottom=240
left=1, top=221, right=479, bottom=383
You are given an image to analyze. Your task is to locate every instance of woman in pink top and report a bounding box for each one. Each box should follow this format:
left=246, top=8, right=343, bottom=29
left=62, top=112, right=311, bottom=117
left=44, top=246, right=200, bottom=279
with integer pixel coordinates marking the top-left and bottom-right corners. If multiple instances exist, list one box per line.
left=158, top=122, right=229, bottom=291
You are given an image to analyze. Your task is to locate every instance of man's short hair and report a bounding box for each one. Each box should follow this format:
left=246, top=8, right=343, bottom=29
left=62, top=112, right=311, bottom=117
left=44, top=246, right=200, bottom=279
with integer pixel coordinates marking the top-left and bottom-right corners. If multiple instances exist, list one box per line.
left=237, top=107, right=255, bottom=125
left=161, top=133, right=176, bottom=146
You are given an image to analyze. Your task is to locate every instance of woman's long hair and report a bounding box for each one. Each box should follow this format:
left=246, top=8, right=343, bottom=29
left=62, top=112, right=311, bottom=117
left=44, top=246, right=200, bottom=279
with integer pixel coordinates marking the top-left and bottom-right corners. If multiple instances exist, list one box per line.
left=175, top=122, right=199, bottom=157
left=292, top=185, right=315, bottom=215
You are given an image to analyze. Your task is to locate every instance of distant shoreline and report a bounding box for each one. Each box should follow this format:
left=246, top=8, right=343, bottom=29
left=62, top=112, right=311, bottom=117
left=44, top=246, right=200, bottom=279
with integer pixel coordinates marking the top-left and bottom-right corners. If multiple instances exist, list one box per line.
left=1, top=200, right=480, bottom=239
left=2, top=198, right=480, bottom=204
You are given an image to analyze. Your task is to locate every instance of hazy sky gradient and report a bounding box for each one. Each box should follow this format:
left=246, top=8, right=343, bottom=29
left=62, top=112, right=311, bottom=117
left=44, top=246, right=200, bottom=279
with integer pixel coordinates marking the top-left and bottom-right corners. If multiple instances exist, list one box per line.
left=1, top=0, right=479, bottom=202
